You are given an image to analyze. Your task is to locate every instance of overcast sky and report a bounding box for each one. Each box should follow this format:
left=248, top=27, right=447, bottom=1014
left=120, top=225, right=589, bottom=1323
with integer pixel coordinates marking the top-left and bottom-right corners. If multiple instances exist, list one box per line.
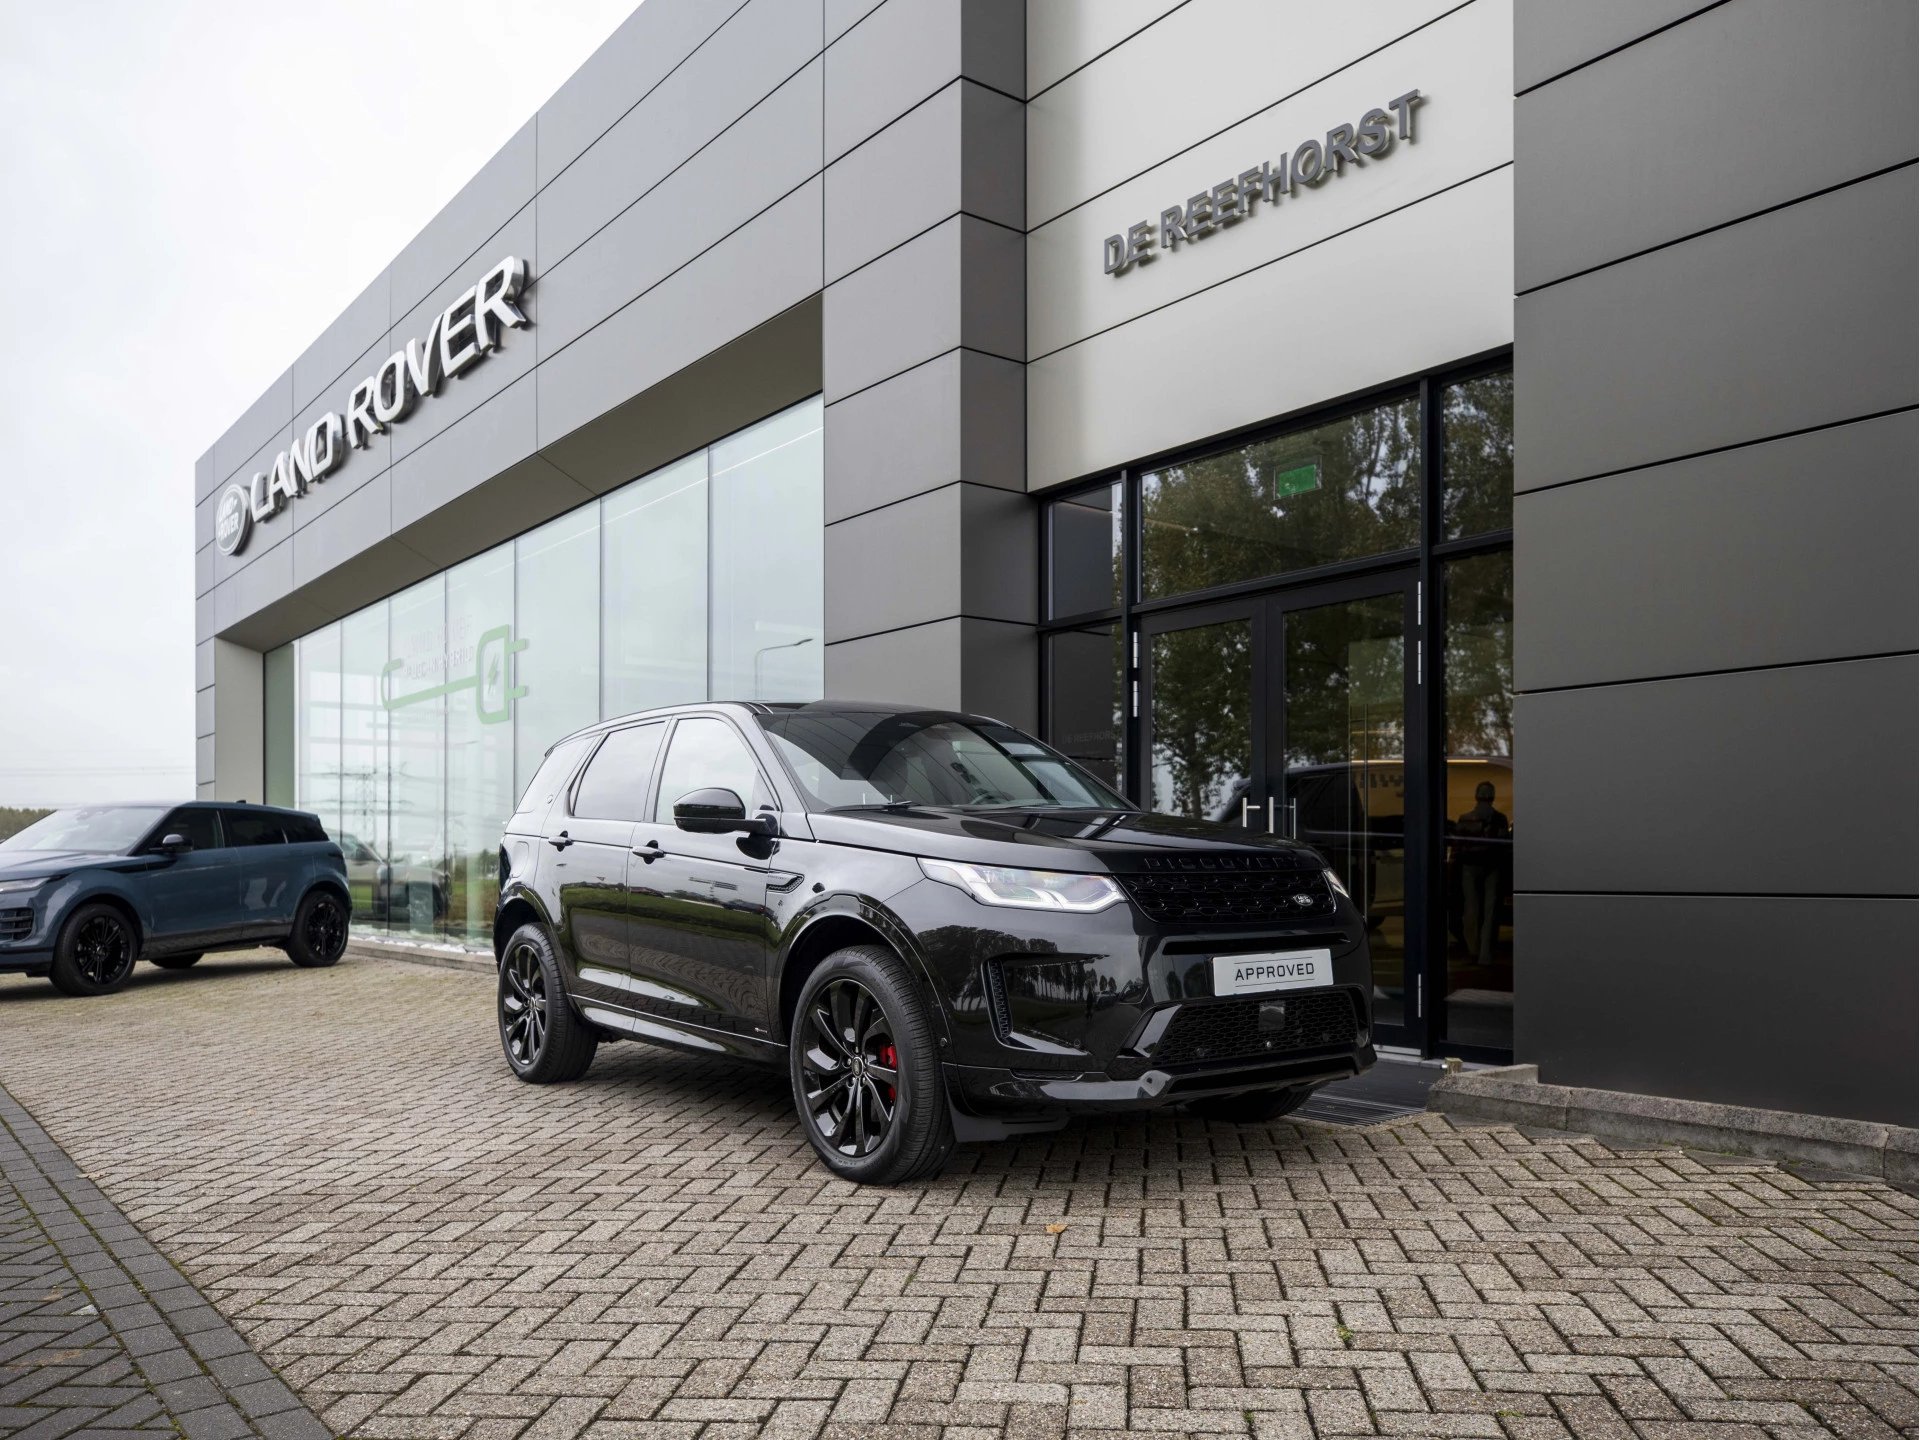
left=0, top=0, right=637, bottom=807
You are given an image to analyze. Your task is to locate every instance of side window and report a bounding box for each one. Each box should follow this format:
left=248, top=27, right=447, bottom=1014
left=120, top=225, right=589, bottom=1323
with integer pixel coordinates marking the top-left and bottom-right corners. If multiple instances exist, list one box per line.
left=653, top=718, right=769, bottom=823
left=223, top=810, right=286, bottom=847
left=514, top=735, right=593, bottom=820
left=161, top=808, right=221, bottom=852
left=571, top=723, right=666, bottom=821
left=281, top=813, right=328, bottom=844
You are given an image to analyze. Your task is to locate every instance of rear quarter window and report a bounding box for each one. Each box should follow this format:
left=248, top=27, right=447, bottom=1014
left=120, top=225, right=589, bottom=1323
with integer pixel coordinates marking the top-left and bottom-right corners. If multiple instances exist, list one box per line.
left=280, top=814, right=329, bottom=844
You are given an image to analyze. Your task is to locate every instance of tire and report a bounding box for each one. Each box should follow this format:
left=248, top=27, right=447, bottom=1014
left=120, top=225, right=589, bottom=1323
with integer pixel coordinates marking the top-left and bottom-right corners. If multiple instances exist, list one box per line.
left=286, top=889, right=349, bottom=968
left=49, top=904, right=139, bottom=997
left=789, top=945, right=955, bottom=1185
left=498, top=923, right=597, bottom=1083
left=149, top=953, right=203, bottom=970
left=1184, top=1085, right=1314, bottom=1123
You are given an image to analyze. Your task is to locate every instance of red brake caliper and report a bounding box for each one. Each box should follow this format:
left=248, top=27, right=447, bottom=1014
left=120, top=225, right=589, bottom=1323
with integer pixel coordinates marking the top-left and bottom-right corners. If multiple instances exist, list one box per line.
left=879, top=1043, right=897, bottom=1102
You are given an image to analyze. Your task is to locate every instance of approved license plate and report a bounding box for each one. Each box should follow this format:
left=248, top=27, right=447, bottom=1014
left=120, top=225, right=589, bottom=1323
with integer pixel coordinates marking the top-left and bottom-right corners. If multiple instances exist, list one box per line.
left=1212, top=948, right=1332, bottom=997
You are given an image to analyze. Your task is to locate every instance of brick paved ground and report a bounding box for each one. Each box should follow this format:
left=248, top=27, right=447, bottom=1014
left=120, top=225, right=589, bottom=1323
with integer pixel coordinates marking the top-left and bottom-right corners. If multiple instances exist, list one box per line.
left=0, top=1059, right=329, bottom=1439
left=0, top=952, right=1912, bottom=1440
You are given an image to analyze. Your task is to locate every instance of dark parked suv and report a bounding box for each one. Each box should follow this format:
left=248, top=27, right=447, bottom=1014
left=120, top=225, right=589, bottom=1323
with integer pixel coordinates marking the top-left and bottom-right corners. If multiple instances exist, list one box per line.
left=0, top=802, right=351, bottom=995
left=496, top=702, right=1375, bottom=1183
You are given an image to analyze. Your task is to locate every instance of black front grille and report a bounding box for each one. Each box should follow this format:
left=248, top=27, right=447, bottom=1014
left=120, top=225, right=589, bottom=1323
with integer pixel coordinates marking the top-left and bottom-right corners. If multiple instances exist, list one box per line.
left=0, top=908, right=32, bottom=943
left=1118, top=856, right=1336, bottom=926
left=1149, top=989, right=1361, bottom=1069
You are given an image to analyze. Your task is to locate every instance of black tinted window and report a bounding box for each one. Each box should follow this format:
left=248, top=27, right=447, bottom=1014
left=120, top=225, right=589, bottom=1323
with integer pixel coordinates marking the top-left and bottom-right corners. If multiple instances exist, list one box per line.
left=281, top=813, right=329, bottom=844
left=223, top=810, right=285, bottom=846
left=515, top=735, right=592, bottom=819
left=572, top=723, right=666, bottom=821
left=160, top=808, right=221, bottom=852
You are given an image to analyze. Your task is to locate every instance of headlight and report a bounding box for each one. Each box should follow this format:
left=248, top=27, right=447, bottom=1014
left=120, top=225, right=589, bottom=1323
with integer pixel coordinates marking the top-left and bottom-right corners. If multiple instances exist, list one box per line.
left=1324, top=868, right=1350, bottom=899
left=918, top=859, right=1124, bottom=913
left=0, top=877, right=45, bottom=896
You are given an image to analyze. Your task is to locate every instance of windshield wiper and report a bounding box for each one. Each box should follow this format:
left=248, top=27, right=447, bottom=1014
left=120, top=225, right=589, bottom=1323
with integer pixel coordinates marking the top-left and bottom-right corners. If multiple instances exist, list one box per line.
left=827, top=801, right=921, bottom=813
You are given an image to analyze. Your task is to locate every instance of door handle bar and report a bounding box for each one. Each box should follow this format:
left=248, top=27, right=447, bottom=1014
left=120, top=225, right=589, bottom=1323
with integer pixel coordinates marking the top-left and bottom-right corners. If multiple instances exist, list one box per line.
left=547, top=831, right=573, bottom=851
left=633, top=840, right=663, bottom=863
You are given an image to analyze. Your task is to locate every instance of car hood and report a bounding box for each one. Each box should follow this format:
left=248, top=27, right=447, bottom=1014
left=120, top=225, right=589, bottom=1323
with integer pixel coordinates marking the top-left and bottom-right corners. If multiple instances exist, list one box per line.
left=0, top=849, right=114, bottom=884
left=805, top=806, right=1326, bottom=873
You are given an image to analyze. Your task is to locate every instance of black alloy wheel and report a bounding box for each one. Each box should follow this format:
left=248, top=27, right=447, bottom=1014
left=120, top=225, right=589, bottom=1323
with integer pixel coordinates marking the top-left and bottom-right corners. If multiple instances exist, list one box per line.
left=287, top=890, right=348, bottom=968
left=798, top=977, right=900, bottom=1159
left=787, top=945, right=955, bottom=1185
left=48, top=904, right=138, bottom=996
left=496, top=922, right=597, bottom=1083
left=501, top=941, right=549, bottom=1070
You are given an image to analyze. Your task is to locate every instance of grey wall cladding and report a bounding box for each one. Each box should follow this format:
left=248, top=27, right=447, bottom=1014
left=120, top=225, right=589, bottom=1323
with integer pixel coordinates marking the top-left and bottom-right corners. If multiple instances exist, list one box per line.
left=1512, top=0, right=1919, bottom=1123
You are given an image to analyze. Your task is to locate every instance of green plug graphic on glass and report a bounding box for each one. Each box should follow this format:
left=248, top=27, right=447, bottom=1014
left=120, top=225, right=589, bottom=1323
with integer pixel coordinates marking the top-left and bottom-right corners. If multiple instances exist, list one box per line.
left=381, top=625, right=528, bottom=724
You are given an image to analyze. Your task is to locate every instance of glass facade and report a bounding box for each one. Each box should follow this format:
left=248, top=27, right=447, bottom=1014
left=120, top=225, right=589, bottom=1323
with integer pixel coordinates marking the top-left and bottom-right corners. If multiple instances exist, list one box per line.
left=1040, top=365, right=1515, bottom=1057
left=265, top=398, right=823, bottom=942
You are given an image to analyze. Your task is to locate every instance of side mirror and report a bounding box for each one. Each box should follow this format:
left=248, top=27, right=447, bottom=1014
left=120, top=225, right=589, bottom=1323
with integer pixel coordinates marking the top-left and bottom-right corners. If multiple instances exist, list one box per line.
left=158, top=833, right=192, bottom=856
left=672, top=788, right=775, bottom=836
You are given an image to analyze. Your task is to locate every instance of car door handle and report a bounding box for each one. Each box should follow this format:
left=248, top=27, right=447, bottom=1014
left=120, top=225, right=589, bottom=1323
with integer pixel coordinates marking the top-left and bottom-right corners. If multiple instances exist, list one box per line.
left=548, top=831, right=573, bottom=851
left=633, top=840, right=663, bottom=863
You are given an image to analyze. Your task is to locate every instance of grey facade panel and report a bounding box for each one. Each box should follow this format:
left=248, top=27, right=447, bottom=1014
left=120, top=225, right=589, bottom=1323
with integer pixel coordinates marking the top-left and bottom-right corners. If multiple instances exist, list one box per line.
left=824, top=353, right=964, bottom=522
left=290, top=471, right=398, bottom=596
left=1513, top=0, right=1715, bottom=92
left=535, top=0, right=745, bottom=189
left=535, top=178, right=825, bottom=451
left=958, top=482, right=1036, bottom=624
left=394, top=454, right=594, bottom=574
left=1026, top=0, right=1183, bottom=97
left=537, top=0, right=822, bottom=272
left=391, top=120, right=536, bottom=329
left=289, top=336, right=393, bottom=536
left=824, top=0, right=1020, bottom=160
left=195, top=684, right=215, bottom=740
left=826, top=616, right=965, bottom=707
left=1517, top=0, right=1918, bottom=292
left=1518, top=893, right=1917, bottom=1125
left=210, top=427, right=293, bottom=591
left=826, top=0, right=883, bottom=44
left=823, top=485, right=965, bottom=640
left=195, top=734, right=215, bottom=788
left=194, top=639, right=214, bottom=693
left=536, top=59, right=823, bottom=360
left=194, top=542, right=213, bottom=600
left=389, top=371, right=546, bottom=546
left=210, top=536, right=298, bottom=637
left=960, top=616, right=1038, bottom=731
left=389, top=207, right=539, bottom=466
left=1516, top=413, right=1919, bottom=690
left=828, top=79, right=965, bottom=282
left=822, top=214, right=1021, bottom=401
left=212, top=369, right=292, bottom=488
left=1516, top=167, right=1918, bottom=488
left=290, top=267, right=390, bottom=417
left=1517, top=655, right=1918, bottom=897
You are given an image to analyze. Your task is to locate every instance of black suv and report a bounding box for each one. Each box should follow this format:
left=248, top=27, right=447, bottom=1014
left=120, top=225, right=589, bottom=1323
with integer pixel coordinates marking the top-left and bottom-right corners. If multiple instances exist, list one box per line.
left=494, top=702, right=1373, bottom=1184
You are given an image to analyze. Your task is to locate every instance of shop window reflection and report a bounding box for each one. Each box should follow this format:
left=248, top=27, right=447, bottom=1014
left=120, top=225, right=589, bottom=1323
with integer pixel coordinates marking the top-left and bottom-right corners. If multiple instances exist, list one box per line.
left=1045, top=624, right=1123, bottom=793
left=1442, top=551, right=1514, bottom=1051
left=1140, top=395, right=1420, bottom=601
left=1441, top=371, right=1514, bottom=539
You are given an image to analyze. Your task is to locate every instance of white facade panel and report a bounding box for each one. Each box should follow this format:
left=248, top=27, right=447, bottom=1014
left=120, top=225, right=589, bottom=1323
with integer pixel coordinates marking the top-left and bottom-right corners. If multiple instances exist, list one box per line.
left=1027, top=0, right=1459, bottom=227
left=1026, top=0, right=1184, bottom=97
left=1027, top=166, right=1514, bottom=490
left=1028, top=0, right=1512, bottom=359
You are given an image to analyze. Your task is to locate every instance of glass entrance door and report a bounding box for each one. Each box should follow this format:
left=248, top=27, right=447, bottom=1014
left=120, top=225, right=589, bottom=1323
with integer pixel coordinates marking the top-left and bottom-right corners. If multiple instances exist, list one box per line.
left=1139, top=574, right=1426, bottom=1049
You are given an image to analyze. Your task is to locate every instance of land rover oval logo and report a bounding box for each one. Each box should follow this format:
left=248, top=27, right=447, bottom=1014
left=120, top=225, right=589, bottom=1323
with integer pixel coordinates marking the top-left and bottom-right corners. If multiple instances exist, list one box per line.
left=215, top=483, right=252, bottom=557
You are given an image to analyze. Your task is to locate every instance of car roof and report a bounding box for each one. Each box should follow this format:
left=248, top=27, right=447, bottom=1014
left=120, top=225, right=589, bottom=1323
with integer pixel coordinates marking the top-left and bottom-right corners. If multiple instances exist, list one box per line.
left=109, top=800, right=324, bottom=820
left=543, top=699, right=1005, bottom=754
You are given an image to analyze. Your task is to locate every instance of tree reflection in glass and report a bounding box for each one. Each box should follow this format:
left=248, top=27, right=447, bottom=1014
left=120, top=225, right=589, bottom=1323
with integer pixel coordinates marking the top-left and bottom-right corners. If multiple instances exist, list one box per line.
left=1140, top=395, right=1420, bottom=601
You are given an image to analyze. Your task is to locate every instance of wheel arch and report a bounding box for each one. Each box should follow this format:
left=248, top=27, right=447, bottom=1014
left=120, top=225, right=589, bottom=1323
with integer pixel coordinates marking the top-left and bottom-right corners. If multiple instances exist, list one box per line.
left=492, top=888, right=553, bottom=964
left=61, top=889, right=144, bottom=954
left=775, top=902, right=944, bottom=1048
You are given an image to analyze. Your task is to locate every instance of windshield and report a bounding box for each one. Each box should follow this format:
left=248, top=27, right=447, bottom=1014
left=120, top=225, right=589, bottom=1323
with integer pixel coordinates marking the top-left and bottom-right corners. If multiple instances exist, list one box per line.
left=759, top=711, right=1131, bottom=812
left=0, top=806, right=167, bottom=854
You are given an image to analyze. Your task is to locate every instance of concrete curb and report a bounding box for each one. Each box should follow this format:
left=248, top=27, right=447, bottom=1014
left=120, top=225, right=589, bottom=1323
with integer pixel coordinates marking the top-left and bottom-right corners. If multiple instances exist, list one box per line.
left=1430, top=1064, right=1918, bottom=1192
left=343, top=935, right=492, bottom=976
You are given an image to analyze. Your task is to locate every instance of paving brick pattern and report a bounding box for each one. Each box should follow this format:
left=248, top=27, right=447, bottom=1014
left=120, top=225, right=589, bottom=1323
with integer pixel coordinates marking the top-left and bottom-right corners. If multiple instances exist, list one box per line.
left=0, top=953, right=1912, bottom=1440
left=0, top=1060, right=329, bottom=1439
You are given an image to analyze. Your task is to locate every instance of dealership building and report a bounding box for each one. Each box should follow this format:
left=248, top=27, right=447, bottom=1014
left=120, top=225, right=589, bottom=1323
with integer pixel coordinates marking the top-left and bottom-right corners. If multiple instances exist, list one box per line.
left=194, top=0, right=1916, bottom=1126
